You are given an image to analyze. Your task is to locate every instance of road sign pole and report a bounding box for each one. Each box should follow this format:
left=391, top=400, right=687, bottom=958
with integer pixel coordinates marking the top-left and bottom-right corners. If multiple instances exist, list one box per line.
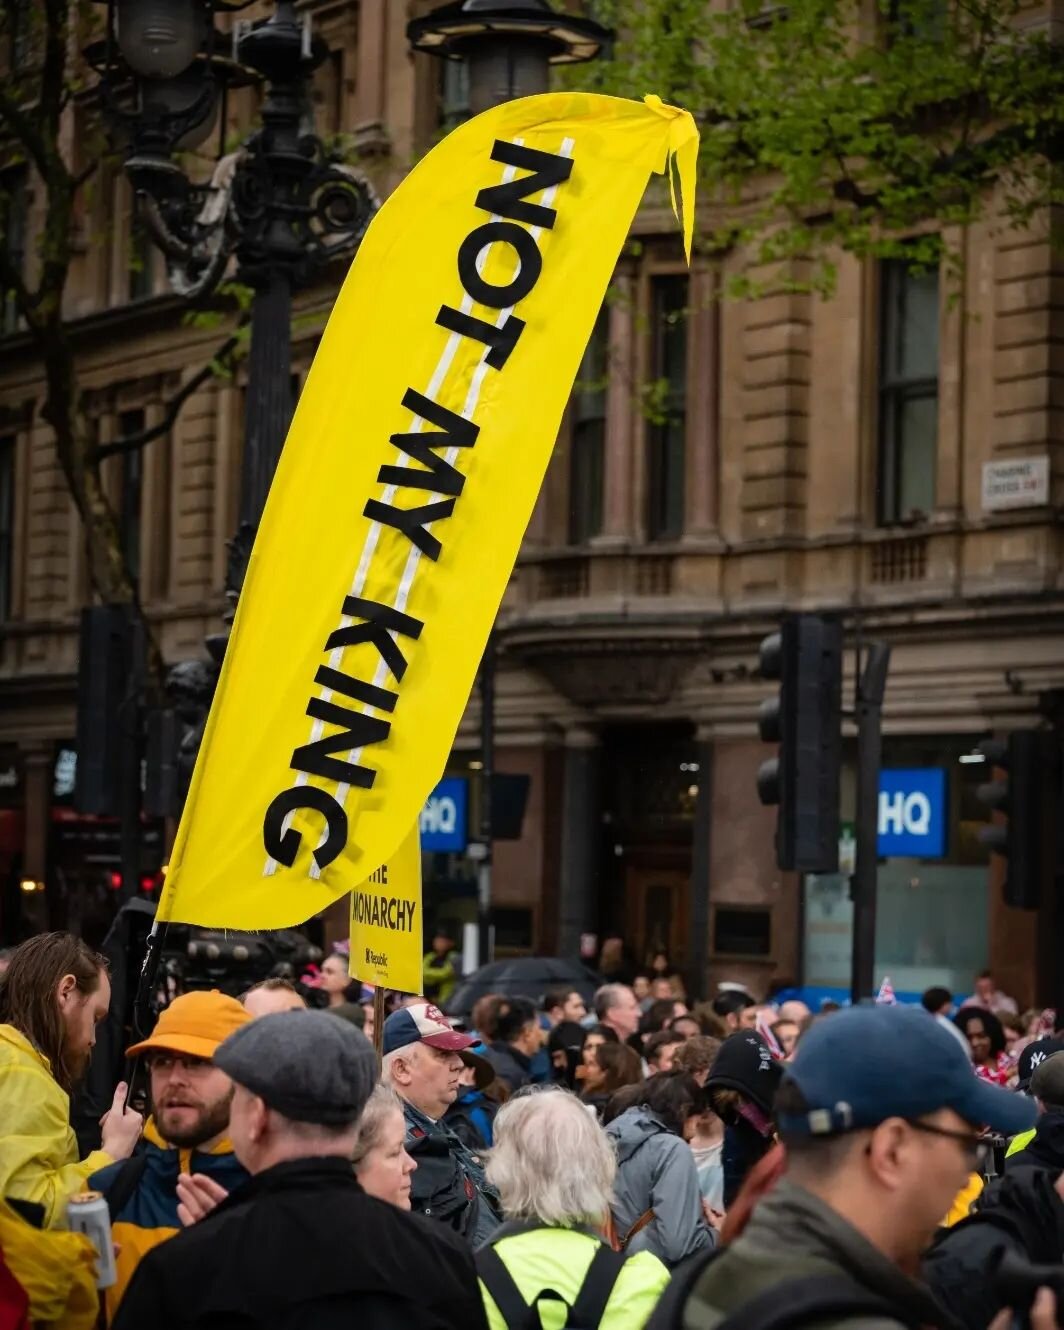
left=851, top=642, right=890, bottom=1004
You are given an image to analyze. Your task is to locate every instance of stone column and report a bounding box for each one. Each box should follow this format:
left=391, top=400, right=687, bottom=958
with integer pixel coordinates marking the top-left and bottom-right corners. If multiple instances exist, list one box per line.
left=558, top=728, right=601, bottom=959
left=353, top=0, right=391, bottom=155
left=594, top=273, right=635, bottom=547
left=683, top=266, right=721, bottom=544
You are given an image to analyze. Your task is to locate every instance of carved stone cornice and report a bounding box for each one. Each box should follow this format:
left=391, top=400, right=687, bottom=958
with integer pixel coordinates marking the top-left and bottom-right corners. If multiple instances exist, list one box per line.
left=502, top=621, right=705, bottom=711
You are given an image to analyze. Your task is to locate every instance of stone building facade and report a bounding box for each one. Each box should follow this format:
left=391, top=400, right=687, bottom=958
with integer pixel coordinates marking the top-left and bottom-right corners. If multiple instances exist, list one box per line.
left=1, top=1, right=1062, bottom=1004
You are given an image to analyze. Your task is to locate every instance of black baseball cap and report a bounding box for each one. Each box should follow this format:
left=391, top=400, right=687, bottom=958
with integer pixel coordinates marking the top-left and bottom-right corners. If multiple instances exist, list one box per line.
left=1018, top=1036, right=1064, bottom=1092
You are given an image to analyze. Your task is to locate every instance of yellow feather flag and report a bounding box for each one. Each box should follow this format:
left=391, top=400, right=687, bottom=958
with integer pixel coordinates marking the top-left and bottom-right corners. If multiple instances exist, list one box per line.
left=159, top=92, right=699, bottom=929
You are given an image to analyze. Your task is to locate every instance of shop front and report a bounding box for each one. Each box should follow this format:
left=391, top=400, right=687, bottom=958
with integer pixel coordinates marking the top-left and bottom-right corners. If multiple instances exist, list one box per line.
left=803, top=736, right=992, bottom=1000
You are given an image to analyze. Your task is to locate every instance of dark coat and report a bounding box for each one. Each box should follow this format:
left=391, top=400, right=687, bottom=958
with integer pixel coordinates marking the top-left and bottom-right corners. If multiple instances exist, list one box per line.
left=404, top=1100, right=502, bottom=1246
left=443, top=1089, right=497, bottom=1150
left=111, top=1156, right=489, bottom=1330
left=925, top=1164, right=1064, bottom=1330
left=1009, top=1110, right=1064, bottom=1172
left=483, top=1042, right=533, bottom=1092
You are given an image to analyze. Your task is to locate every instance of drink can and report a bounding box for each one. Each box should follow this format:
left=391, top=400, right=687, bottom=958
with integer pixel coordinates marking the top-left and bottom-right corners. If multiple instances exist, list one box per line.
left=67, top=1191, right=117, bottom=1289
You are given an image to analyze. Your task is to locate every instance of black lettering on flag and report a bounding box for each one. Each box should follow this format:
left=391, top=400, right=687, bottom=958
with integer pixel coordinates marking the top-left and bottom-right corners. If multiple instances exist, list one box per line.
left=377, top=387, right=479, bottom=497
left=314, top=665, right=398, bottom=714
left=352, top=891, right=417, bottom=932
left=325, top=597, right=424, bottom=683
left=290, top=699, right=391, bottom=788
left=435, top=305, right=526, bottom=371
left=263, top=786, right=348, bottom=870
left=457, top=221, right=542, bottom=310
left=363, top=496, right=455, bottom=562
left=475, top=141, right=574, bottom=229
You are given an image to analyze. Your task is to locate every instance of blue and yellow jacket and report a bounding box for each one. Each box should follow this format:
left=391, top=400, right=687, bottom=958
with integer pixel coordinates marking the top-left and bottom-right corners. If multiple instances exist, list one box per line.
left=88, top=1118, right=248, bottom=1322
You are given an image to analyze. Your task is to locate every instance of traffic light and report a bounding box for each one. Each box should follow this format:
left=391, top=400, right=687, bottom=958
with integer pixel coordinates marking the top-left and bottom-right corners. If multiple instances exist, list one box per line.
left=144, top=708, right=182, bottom=819
left=976, top=730, right=1056, bottom=910
left=756, top=613, right=843, bottom=873
left=75, top=605, right=138, bottom=815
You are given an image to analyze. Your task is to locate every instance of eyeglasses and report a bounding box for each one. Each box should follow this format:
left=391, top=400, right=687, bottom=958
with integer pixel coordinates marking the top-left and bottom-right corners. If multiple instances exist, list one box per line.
left=905, top=1119, right=989, bottom=1169
left=146, top=1053, right=214, bottom=1077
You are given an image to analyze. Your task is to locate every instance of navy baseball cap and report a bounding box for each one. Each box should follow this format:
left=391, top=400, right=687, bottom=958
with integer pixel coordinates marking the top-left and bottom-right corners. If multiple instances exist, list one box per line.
left=778, top=1005, right=1036, bottom=1139
left=383, top=1002, right=477, bottom=1056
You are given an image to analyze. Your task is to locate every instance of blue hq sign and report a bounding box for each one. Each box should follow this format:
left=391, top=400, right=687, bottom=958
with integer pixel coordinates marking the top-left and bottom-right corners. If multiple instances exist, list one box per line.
left=420, top=776, right=468, bottom=853
left=877, top=768, right=947, bottom=858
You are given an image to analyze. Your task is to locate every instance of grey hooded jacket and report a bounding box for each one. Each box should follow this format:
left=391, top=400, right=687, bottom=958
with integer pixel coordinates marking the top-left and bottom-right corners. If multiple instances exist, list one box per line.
left=605, top=1105, right=714, bottom=1268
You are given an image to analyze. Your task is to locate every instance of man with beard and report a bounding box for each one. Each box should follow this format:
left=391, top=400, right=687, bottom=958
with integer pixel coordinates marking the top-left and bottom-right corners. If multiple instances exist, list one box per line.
left=0, top=932, right=143, bottom=1227
left=89, top=990, right=251, bottom=1321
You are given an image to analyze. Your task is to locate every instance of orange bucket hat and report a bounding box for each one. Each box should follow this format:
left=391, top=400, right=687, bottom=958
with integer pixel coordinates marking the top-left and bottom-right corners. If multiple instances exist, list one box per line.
left=126, top=990, right=251, bottom=1061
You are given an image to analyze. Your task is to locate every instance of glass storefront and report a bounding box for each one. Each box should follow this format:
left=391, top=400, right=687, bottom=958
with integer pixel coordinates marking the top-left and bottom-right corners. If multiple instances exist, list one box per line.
left=803, top=735, right=991, bottom=997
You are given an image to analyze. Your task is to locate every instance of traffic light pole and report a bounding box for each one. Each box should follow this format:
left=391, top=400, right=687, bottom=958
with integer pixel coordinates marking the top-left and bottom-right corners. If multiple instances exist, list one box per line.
left=851, top=642, right=890, bottom=1004
left=476, top=632, right=495, bottom=970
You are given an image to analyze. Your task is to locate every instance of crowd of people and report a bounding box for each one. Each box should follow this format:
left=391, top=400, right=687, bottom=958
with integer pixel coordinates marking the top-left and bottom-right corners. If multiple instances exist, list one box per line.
left=0, top=932, right=1062, bottom=1329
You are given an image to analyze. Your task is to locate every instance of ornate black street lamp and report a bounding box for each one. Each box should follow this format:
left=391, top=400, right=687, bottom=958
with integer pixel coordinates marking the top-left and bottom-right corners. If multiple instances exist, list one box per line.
left=407, top=0, right=611, bottom=968
left=88, top=0, right=378, bottom=609
left=86, top=0, right=379, bottom=813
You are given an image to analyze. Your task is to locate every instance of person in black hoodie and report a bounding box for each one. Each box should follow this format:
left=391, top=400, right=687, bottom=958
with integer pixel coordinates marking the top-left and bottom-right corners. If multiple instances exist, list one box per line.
left=547, top=1019, right=587, bottom=1090
left=482, top=997, right=543, bottom=1094
left=114, top=1011, right=487, bottom=1330
left=704, top=1032, right=783, bottom=1207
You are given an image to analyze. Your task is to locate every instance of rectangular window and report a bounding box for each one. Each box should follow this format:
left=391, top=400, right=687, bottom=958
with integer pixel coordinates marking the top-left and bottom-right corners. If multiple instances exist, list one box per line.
left=569, top=308, right=608, bottom=544
left=646, top=275, right=688, bottom=541
left=438, top=59, right=470, bottom=132
left=0, top=436, right=14, bottom=622
left=877, top=262, right=939, bottom=524
left=118, top=409, right=144, bottom=586
left=2, top=172, right=27, bottom=335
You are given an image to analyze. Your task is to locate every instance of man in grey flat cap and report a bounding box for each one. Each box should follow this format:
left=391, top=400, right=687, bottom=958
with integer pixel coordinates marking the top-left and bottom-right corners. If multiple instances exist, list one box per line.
left=113, top=1010, right=488, bottom=1330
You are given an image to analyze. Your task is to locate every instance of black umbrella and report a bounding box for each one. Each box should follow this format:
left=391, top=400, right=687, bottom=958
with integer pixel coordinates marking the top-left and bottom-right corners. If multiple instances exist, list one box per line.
left=445, top=956, right=602, bottom=1020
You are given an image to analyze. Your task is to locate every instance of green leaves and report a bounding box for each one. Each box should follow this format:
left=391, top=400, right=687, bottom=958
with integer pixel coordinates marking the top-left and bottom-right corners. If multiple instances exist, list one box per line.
left=574, top=0, right=1064, bottom=289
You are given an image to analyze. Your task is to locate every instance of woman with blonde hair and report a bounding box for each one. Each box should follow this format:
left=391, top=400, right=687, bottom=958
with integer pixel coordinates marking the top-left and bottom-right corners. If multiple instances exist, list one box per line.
left=477, top=1089, right=669, bottom=1330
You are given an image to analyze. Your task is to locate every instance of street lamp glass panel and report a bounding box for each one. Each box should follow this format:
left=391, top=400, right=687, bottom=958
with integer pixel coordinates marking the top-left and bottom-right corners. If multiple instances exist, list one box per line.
left=116, top=0, right=205, bottom=80
left=139, top=67, right=219, bottom=149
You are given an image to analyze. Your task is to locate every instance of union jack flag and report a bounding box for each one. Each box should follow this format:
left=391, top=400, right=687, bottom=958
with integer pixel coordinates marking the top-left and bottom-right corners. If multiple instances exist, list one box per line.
left=757, top=1011, right=785, bottom=1059
left=875, top=977, right=897, bottom=1006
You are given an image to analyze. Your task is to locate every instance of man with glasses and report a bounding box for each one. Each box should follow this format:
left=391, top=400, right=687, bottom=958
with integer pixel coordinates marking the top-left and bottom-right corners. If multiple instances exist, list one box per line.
left=89, top=991, right=251, bottom=1322
left=660, top=1006, right=1037, bottom=1330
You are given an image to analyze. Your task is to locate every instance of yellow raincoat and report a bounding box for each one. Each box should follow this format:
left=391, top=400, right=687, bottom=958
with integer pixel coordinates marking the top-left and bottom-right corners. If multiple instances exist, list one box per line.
left=0, top=1024, right=114, bottom=1228
left=0, top=1198, right=98, bottom=1329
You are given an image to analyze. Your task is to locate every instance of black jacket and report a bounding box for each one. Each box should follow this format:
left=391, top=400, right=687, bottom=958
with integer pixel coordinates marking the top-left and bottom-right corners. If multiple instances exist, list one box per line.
left=1010, top=1110, right=1064, bottom=1172
left=483, top=1042, right=533, bottom=1092
left=925, top=1164, right=1064, bottom=1330
left=404, top=1100, right=502, bottom=1245
left=111, top=1156, right=489, bottom=1330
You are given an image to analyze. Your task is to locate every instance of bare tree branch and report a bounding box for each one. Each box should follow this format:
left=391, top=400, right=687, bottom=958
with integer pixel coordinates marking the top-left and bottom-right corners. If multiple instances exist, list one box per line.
left=0, top=87, right=49, bottom=176
left=93, top=324, right=248, bottom=461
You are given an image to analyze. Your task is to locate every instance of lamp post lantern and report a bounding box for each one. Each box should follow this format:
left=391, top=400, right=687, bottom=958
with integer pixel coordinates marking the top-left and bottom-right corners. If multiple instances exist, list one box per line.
left=89, top=0, right=378, bottom=609
left=407, top=0, right=611, bottom=970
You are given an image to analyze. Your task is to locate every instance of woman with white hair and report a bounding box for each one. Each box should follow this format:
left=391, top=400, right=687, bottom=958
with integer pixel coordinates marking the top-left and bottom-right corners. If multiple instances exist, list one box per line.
left=352, top=1086, right=416, bottom=1209
left=476, top=1088, right=670, bottom=1330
